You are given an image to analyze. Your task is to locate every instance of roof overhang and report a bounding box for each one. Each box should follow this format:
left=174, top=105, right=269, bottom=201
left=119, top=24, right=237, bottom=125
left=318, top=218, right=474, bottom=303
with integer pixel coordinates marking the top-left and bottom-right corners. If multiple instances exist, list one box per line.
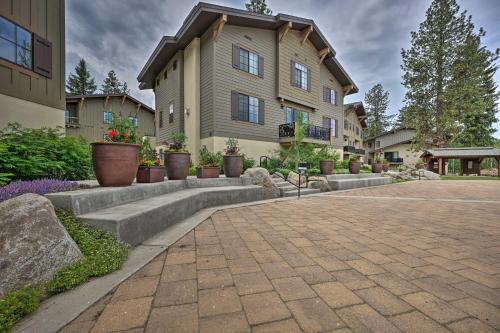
left=137, top=2, right=358, bottom=93
left=421, top=148, right=500, bottom=159
left=344, top=102, right=367, bottom=128
left=66, top=94, right=155, bottom=114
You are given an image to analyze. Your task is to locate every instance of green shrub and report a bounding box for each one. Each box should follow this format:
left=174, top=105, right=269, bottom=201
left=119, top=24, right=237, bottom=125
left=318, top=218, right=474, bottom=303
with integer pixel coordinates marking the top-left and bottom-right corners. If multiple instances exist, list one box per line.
left=0, top=123, right=93, bottom=181
left=308, top=168, right=321, bottom=176
left=336, top=160, right=349, bottom=169
left=0, top=288, right=45, bottom=332
left=188, top=165, right=197, bottom=176
left=242, top=154, right=256, bottom=172
left=275, top=168, right=291, bottom=178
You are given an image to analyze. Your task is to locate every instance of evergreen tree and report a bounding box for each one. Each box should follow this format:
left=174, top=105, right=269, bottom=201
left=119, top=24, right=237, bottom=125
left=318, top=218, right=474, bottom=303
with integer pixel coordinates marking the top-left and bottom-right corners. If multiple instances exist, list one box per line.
left=401, top=0, right=469, bottom=148
left=66, top=59, right=97, bottom=95
left=101, top=70, right=130, bottom=94
left=246, top=0, right=272, bottom=15
left=364, top=84, right=391, bottom=137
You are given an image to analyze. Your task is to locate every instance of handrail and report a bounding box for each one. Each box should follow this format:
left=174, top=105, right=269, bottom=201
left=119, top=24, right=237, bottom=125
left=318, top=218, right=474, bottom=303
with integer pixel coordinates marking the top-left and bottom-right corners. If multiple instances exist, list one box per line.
left=259, top=155, right=272, bottom=169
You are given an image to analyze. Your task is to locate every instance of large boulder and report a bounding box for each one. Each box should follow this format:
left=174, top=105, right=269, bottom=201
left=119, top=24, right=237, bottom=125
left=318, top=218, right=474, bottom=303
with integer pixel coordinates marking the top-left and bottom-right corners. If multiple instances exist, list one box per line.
left=287, top=171, right=307, bottom=187
left=243, top=167, right=280, bottom=198
left=307, top=176, right=332, bottom=192
left=0, top=194, right=82, bottom=298
left=416, top=169, right=441, bottom=180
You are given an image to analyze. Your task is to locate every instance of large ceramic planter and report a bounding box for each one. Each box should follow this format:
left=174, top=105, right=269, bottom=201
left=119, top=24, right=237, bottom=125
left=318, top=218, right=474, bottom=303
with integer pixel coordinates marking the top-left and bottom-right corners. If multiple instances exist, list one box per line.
left=349, top=161, right=361, bottom=174
left=91, top=142, right=140, bottom=187
left=319, top=160, right=334, bottom=175
left=382, top=164, right=390, bottom=172
left=136, top=166, right=165, bottom=183
left=165, top=152, right=190, bottom=180
left=371, top=163, right=383, bottom=173
left=196, top=166, right=220, bottom=178
left=223, top=155, right=243, bottom=177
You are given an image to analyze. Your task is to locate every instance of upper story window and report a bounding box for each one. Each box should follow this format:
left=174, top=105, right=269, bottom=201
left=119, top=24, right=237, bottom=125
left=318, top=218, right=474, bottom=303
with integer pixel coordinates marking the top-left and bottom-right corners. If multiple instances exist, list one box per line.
left=344, top=120, right=348, bottom=130
left=129, top=116, right=138, bottom=127
left=232, top=44, right=263, bottom=78
left=0, top=16, right=32, bottom=69
left=291, top=61, right=310, bottom=91
left=323, top=117, right=338, bottom=138
left=323, top=86, right=338, bottom=105
left=231, top=91, right=263, bottom=124
left=376, top=140, right=380, bottom=148
left=159, top=111, right=164, bottom=128
left=103, top=111, right=113, bottom=124
left=169, top=102, right=174, bottom=123
left=285, top=107, right=308, bottom=124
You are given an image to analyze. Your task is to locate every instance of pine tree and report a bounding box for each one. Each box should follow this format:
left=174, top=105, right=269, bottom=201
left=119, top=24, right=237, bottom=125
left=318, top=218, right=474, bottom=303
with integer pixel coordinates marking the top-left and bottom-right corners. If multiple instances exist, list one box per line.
left=66, top=59, right=97, bottom=95
left=246, top=0, right=272, bottom=15
left=101, top=70, right=130, bottom=94
left=401, top=0, right=469, bottom=148
left=364, top=84, right=391, bottom=137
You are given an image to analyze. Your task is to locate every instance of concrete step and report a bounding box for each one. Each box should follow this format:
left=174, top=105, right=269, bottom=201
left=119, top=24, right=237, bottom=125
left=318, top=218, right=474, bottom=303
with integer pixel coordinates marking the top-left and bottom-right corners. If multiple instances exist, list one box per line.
left=77, top=185, right=269, bottom=246
left=282, top=188, right=321, bottom=197
left=47, top=177, right=252, bottom=216
left=327, top=173, right=381, bottom=180
left=328, top=177, right=392, bottom=191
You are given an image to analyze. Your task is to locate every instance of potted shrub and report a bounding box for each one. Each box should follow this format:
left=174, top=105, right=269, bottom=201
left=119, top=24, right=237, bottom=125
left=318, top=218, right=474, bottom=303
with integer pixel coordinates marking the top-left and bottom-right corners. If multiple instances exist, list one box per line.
left=318, top=146, right=339, bottom=175
left=164, top=133, right=190, bottom=180
left=223, top=138, right=243, bottom=177
left=197, top=146, right=222, bottom=178
left=91, top=112, right=139, bottom=187
left=348, top=155, right=361, bottom=174
left=382, top=159, right=390, bottom=172
left=136, top=138, right=165, bottom=183
left=372, top=153, right=383, bottom=173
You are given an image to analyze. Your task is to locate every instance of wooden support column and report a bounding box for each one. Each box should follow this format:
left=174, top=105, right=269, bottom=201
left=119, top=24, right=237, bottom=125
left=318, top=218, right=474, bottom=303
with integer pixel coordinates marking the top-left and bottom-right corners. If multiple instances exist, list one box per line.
left=318, top=47, right=330, bottom=64
left=496, top=157, right=500, bottom=178
left=459, top=158, right=464, bottom=176
left=438, top=157, right=443, bottom=175
left=301, top=25, right=313, bottom=45
left=121, top=95, right=126, bottom=105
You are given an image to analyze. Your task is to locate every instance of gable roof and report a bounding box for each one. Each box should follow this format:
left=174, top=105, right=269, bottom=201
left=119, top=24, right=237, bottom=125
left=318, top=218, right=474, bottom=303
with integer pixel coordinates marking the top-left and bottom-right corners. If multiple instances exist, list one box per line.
left=365, top=128, right=416, bottom=141
left=344, top=102, right=367, bottom=128
left=421, top=147, right=500, bottom=159
left=66, top=93, right=155, bottom=114
left=137, top=2, right=358, bottom=93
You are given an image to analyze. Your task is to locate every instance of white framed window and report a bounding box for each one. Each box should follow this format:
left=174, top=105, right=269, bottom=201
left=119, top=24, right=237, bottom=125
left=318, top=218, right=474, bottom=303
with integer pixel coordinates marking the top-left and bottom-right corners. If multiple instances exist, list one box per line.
left=129, top=116, right=138, bottom=127
left=285, top=107, right=308, bottom=124
left=0, top=16, right=32, bottom=69
left=103, top=111, right=113, bottom=124
left=294, top=62, right=309, bottom=90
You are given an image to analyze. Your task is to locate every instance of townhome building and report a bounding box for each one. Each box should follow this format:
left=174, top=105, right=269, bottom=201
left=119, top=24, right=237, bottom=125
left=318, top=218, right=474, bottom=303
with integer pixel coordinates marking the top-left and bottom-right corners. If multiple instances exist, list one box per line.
left=364, top=128, right=423, bottom=167
left=343, top=102, right=367, bottom=162
left=65, top=94, right=155, bottom=143
left=0, top=0, right=65, bottom=129
left=138, top=2, right=358, bottom=163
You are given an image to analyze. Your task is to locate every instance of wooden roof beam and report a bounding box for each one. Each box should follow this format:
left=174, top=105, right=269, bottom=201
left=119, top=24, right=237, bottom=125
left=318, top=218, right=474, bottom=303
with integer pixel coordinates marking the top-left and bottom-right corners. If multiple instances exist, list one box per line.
left=135, top=103, right=142, bottom=115
left=279, top=21, right=292, bottom=43
left=121, top=95, right=126, bottom=105
left=343, top=84, right=354, bottom=95
left=301, top=25, right=313, bottom=45
left=104, top=95, right=110, bottom=109
left=79, top=97, right=85, bottom=110
left=213, top=14, right=227, bottom=42
left=318, top=47, right=330, bottom=64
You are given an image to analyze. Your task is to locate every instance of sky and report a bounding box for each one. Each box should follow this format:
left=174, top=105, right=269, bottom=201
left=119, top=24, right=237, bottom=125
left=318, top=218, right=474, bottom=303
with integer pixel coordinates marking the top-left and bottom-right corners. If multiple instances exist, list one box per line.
left=66, top=0, right=500, bottom=138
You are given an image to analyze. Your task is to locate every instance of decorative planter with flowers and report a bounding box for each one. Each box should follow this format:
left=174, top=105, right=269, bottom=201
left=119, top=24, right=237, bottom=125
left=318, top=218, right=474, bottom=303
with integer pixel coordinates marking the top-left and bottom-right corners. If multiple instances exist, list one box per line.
left=164, top=133, right=190, bottom=180
left=348, top=155, right=361, bottom=174
left=196, top=146, right=222, bottom=178
left=318, top=145, right=339, bottom=175
left=223, top=138, right=243, bottom=177
left=91, top=112, right=139, bottom=187
left=371, top=153, right=383, bottom=173
left=137, top=138, right=165, bottom=183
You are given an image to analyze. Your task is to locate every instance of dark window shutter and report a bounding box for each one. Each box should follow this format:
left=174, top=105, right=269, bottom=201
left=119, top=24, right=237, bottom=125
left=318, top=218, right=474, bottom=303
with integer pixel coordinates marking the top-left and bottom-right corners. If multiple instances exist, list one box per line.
left=231, top=91, right=239, bottom=120
left=33, top=34, right=52, bottom=78
left=326, top=87, right=331, bottom=103
left=323, top=117, right=330, bottom=128
left=290, top=60, right=295, bottom=86
left=334, top=90, right=338, bottom=105
left=258, top=98, right=265, bottom=125
left=258, top=55, right=264, bottom=78
left=307, top=67, right=311, bottom=92
left=323, top=86, right=327, bottom=102
left=232, top=44, right=240, bottom=69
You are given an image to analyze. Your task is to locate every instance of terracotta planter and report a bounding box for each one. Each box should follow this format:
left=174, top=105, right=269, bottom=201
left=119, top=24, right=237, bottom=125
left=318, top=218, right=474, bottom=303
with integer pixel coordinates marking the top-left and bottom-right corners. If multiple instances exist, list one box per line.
left=319, top=160, right=334, bottom=175
left=223, top=155, right=243, bottom=177
left=165, top=152, right=190, bottom=180
left=349, top=161, right=361, bottom=174
left=196, top=166, right=220, bottom=178
left=136, top=166, right=165, bottom=183
left=91, top=142, right=140, bottom=187
left=382, top=164, right=390, bottom=172
left=372, top=163, right=383, bottom=173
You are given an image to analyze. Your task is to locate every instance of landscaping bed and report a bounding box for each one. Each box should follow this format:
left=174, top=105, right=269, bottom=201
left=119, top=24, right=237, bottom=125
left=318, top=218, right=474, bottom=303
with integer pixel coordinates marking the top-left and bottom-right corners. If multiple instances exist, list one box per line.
left=442, top=175, right=500, bottom=181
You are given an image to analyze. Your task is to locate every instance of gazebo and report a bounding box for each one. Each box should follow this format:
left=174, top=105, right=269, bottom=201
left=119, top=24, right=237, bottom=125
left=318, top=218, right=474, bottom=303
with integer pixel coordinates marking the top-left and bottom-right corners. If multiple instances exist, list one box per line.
left=420, top=147, right=500, bottom=176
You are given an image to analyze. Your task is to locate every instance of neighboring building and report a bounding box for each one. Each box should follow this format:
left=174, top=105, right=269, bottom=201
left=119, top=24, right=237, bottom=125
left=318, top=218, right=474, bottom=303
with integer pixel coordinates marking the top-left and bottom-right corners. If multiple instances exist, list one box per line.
left=138, top=2, right=358, bottom=163
left=421, top=147, right=500, bottom=176
left=65, top=94, right=155, bottom=143
left=343, top=102, right=367, bottom=161
left=0, top=1, right=65, bottom=129
left=364, top=128, right=423, bottom=167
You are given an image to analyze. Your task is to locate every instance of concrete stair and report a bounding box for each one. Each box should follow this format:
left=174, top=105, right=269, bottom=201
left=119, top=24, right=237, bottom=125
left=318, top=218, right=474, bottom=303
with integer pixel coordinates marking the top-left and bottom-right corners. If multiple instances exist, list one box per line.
left=272, top=177, right=321, bottom=197
left=327, top=173, right=392, bottom=190
left=46, top=177, right=272, bottom=246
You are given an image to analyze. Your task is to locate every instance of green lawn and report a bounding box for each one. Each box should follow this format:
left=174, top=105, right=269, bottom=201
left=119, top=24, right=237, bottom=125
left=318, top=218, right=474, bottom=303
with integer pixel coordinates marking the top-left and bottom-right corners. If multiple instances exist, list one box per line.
left=442, top=175, right=500, bottom=181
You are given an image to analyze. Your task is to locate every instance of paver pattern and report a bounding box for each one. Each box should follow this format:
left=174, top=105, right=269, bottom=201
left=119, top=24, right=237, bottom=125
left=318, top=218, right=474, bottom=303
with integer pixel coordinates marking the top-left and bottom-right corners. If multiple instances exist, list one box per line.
left=62, top=181, right=500, bottom=333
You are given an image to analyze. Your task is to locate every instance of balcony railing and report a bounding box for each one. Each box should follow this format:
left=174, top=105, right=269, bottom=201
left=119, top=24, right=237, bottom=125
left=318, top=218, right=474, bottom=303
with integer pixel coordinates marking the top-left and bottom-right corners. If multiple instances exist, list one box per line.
left=278, top=122, right=331, bottom=142
left=355, top=148, right=365, bottom=155
left=343, top=145, right=356, bottom=153
left=386, top=157, right=404, bottom=163
left=65, top=116, right=79, bottom=126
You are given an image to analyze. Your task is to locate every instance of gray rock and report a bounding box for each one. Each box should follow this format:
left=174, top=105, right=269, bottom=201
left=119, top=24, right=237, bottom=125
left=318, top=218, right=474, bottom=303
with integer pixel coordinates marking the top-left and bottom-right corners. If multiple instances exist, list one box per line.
left=308, top=180, right=332, bottom=192
left=287, top=171, right=307, bottom=187
left=271, top=171, right=285, bottom=179
left=244, top=167, right=280, bottom=198
left=417, top=169, right=441, bottom=180
left=0, top=194, right=82, bottom=298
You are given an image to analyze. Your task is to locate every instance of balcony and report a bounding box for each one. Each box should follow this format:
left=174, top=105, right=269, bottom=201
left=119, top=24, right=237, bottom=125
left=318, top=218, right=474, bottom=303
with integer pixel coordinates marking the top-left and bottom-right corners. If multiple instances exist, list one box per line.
left=343, top=145, right=356, bottom=154
left=279, top=122, right=331, bottom=144
left=355, top=148, right=365, bottom=155
left=65, top=116, right=80, bottom=128
left=386, top=157, right=404, bottom=164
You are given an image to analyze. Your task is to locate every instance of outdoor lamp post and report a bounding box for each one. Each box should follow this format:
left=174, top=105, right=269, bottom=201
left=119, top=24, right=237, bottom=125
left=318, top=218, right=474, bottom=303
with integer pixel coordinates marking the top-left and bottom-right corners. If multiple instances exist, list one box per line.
left=298, top=163, right=308, bottom=199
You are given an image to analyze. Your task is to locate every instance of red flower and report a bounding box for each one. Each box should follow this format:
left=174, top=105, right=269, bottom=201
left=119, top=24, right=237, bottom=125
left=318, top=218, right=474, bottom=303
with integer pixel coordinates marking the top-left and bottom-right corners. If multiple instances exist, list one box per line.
left=122, top=133, right=129, bottom=138
left=155, top=159, right=161, bottom=166
left=108, top=130, right=117, bottom=137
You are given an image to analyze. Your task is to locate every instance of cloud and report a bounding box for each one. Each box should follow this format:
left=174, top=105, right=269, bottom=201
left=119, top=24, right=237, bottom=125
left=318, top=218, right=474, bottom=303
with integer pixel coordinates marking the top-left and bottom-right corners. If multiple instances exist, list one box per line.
left=66, top=0, right=500, bottom=137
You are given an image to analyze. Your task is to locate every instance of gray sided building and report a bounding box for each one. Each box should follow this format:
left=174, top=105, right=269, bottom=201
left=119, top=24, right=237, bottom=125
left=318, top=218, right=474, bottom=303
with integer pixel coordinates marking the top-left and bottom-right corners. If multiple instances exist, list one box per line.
left=65, top=94, right=155, bottom=143
left=0, top=0, right=65, bottom=129
left=138, top=2, right=359, bottom=163
left=364, top=128, right=423, bottom=167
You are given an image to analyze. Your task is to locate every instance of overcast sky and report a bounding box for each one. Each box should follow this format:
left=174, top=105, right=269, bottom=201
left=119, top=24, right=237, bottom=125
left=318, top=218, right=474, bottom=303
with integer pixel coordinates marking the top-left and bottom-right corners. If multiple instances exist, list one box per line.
left=66, top=0, right=500, bottom=137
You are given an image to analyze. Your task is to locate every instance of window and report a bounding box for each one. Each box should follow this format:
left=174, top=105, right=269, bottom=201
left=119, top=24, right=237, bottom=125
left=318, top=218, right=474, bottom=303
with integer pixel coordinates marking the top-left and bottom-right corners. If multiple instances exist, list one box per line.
left=103, top=111, right=113, bottom=124
left=356, top=127, right=359, bottom=135
left=330, top=89, right=337, bottom=105
left=129, top=116, right=138, bottom=127
left=159, top=111, right=163, bottom=128
left=238, top=47, right=259, bottom=76
left=169, top=102, right=174, bottom=123
left=323, top=117, right=338, bottom=138
left=292, top=62, right=309, bottom=90
left=0, top=16, right=32, bottom=69
left=344, top=120, right=348, bottom=130
left=237, top=94, right=259, bottom=123
left=285, top=107, right=308, bottom=124
left=376, top=141, right=380, bottom=148
left=323, top=86, right=338, bottom=105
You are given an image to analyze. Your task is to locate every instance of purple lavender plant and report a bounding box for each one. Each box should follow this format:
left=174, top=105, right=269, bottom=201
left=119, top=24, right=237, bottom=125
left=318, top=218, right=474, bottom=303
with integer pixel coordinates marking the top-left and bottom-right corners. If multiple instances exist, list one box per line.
left=0, top=179, right=79, bottom=203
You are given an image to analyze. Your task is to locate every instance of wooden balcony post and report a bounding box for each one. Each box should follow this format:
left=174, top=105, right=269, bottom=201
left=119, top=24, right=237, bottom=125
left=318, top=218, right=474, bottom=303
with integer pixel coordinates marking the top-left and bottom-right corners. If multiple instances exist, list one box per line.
left=496, top=157, right=500, bottom=178
left=438, top=157, right=443, bottom=175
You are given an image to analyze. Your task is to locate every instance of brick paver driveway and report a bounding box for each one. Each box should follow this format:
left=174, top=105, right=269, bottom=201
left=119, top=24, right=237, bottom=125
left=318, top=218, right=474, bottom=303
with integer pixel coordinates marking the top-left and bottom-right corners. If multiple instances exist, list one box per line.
left=64, top=180, right=500, bottom=333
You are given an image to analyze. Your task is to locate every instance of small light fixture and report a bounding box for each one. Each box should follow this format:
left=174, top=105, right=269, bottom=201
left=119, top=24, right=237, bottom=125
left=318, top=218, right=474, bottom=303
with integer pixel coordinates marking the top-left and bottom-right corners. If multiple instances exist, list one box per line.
left=184, top=108, right=190, bottom=116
